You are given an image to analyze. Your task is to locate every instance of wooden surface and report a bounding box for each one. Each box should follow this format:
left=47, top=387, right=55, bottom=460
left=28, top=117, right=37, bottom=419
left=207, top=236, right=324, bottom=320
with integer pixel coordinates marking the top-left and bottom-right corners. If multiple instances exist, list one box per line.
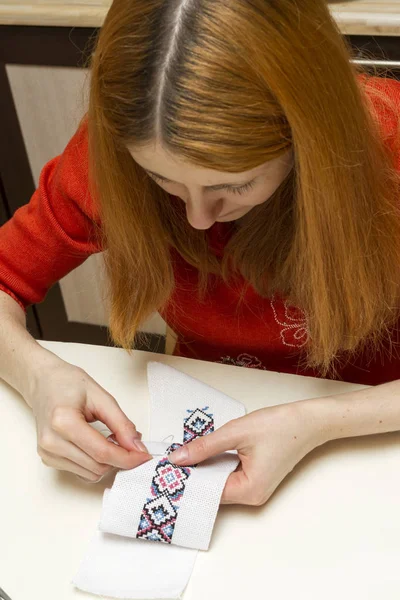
left=0, top=1, right=399, bottom=35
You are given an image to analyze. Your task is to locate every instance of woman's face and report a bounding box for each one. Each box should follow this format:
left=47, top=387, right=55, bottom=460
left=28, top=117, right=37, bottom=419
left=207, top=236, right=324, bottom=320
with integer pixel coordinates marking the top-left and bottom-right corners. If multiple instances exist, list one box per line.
left=129, top=141, right=294, bottom=230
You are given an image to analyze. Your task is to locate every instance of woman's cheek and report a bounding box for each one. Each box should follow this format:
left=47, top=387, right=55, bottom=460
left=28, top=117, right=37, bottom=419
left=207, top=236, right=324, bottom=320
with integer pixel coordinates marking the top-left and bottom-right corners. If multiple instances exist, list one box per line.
left=249, top=185, right=277, bottom=207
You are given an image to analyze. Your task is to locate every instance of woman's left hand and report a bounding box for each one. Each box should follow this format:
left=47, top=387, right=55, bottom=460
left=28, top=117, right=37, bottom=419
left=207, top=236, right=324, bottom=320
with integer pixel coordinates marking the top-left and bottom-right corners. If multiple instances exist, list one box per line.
left=167, top=400, right=327, bottom=506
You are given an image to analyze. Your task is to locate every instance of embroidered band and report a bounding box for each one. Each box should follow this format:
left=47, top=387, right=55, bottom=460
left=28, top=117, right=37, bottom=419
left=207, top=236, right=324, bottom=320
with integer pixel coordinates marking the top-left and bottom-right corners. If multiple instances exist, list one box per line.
left=136, top=407, right=214, bottom=544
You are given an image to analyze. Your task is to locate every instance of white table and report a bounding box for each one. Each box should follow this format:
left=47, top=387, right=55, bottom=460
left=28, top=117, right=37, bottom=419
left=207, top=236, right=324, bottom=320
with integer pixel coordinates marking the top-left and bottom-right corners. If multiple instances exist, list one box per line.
left=1, top=340, right=400, bottom=600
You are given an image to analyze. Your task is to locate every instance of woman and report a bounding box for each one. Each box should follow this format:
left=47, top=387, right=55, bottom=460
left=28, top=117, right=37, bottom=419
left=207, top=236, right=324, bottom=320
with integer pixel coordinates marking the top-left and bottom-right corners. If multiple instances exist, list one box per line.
left=1, top=0, right=400, bottom=506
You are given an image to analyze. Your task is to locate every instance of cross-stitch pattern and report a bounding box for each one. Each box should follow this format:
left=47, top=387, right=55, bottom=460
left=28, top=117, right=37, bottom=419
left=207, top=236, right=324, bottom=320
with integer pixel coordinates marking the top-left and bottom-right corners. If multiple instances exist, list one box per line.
left=136, top=407, right=214, bottom=544
left=183, top=407, right=214, bottom=443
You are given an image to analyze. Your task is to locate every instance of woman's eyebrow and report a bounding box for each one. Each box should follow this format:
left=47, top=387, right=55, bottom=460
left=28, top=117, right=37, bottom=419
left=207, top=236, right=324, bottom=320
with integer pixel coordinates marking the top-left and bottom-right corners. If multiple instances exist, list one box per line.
left=144, top=169, right=254, bottom=190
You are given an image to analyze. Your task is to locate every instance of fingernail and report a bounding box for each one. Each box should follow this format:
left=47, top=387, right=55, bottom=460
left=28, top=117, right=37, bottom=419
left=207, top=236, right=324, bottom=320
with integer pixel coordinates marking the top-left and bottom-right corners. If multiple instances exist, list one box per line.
left=133, top=439, right=149, bottom=454
left=169, top=446, right=188, bottom=464
left=76, top=475, right=103, bottom=484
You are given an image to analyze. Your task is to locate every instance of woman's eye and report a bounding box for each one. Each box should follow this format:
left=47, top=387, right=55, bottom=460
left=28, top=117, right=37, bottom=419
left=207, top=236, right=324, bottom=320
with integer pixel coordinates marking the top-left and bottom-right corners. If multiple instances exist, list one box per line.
left=228, top=181, right=255, bottom=195
left=150, top=174, right=169, bottom=185
left=149, top=174, right=255, bottom=195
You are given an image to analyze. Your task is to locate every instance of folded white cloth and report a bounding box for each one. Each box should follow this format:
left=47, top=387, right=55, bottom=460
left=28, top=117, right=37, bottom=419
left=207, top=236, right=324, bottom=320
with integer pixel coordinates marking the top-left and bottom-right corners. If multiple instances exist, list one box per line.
left=73, top=531, right=198, bottom=600
left=73, top=362, right=246, bottom=599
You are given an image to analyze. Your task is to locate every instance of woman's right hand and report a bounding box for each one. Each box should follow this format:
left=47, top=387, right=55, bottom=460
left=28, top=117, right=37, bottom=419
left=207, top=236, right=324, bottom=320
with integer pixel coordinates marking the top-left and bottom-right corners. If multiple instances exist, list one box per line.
left=25, top=357, right=152, bottom=482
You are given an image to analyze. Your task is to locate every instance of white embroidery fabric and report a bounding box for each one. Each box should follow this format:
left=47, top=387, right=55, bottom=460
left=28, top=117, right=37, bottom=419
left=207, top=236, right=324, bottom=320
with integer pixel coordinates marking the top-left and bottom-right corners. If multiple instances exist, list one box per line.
left=73, top=362, right=246, bottom=599
left=72, top=531, right=197, bottom=600
left=99, top=450, right=239, bottom=550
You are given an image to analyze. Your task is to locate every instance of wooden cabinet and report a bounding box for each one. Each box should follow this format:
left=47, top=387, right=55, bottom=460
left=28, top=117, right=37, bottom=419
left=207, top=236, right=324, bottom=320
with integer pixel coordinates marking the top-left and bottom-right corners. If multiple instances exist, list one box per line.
left=0, top=25, right=399, bottom=348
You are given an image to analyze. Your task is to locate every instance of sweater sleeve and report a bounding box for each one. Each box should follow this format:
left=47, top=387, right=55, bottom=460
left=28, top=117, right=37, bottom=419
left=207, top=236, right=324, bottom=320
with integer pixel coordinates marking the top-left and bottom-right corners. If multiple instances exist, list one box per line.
left=0, top=118, right=103, bottom=313
left=361, top=75, right=400, bottom=171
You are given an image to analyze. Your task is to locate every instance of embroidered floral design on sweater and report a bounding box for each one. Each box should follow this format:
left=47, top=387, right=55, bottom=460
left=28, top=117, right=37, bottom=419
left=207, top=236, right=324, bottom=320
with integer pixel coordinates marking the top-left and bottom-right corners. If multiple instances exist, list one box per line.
left=216, top=298, right=309, bottom=371
left=136, top=407, right=214, bottom=544
left=217, top=353, right=268, bottom=370
left=270, top=295, right=309, bottom=348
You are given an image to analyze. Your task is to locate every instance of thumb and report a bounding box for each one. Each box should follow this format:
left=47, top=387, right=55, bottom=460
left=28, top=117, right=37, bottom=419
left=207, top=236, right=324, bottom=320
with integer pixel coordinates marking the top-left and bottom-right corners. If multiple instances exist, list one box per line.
left=88, top=387, right=141, bottom=452
left=168, top=422, right=238, bottom=465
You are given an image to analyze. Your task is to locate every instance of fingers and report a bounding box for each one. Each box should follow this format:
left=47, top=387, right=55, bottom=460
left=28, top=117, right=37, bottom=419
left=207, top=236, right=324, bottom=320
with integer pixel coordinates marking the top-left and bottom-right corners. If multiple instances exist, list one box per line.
left=87, top=388, right=142, bottom=452
left=108, top=431, right=143, bottom=444
left=52, top=409, right=152, bottom=470
left=40, top=436, right=113, bottom=478
left=220, top=465, right=272, bottom=506
left=38, top=434, right=114, bottom=479
left=39, top=451, right=105, bottom=482
left=220, top=470, right=251, bottom=504
left=168, top=422, right=241, bottom=465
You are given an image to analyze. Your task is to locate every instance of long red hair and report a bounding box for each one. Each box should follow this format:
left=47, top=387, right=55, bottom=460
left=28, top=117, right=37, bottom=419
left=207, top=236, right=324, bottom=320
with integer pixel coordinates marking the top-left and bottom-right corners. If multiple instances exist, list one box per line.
left=85, top=0, right=400, bottom=377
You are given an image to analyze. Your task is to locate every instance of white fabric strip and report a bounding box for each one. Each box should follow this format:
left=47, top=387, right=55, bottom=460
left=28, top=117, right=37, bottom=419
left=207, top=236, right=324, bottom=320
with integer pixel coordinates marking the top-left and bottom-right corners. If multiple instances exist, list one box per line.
left=147, top=362, right=246, bottom=438
left=99, top=447, right=240, bottom=550
left=73, top=362, right=246, bottom=598
left=73, top=530, right=197, bottom=600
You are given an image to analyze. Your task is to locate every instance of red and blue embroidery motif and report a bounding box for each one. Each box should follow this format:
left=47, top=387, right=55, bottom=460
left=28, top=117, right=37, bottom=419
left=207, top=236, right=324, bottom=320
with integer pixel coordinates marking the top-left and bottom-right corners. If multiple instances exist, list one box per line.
left=136, top=407, right=214, bottom=544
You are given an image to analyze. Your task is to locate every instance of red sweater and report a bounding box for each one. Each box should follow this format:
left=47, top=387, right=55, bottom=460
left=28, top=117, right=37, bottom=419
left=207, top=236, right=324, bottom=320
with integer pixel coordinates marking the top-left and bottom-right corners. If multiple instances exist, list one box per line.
left=1, top=76, right=400, bottom=386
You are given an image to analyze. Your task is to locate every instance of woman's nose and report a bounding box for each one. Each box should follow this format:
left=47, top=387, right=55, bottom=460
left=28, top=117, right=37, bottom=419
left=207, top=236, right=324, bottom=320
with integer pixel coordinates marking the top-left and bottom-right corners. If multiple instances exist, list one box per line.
left=185, top=197, right=223, bottom=230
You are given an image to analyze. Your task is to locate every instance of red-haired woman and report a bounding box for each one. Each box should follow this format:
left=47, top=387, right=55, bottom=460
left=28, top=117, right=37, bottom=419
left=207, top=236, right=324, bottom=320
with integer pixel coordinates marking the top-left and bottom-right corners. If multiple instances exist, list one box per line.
left=1, top=0, right=400, bottom=506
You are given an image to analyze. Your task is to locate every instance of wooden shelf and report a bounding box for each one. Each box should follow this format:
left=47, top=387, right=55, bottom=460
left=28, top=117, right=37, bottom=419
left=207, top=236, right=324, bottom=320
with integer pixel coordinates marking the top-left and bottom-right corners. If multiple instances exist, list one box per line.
left=0, top=1, right=399, bottom=35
